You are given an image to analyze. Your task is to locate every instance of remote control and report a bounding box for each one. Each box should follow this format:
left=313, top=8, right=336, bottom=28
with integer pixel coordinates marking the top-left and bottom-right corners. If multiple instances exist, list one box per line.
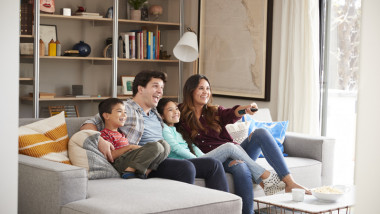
left=238, top=108, right=258, bottom=115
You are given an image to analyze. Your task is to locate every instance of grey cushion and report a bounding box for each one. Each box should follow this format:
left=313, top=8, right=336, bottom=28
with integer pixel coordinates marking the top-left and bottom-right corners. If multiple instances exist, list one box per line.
left=61, top=178, right=242, bottom=214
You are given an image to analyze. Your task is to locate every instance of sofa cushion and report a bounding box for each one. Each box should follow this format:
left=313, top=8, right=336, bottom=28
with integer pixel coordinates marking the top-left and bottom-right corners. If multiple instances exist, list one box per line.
left=61, top=178, right=242, bottom=214
left=226, top=121, right=251, bottom=144
left=18, top=112, right=71, bottom=164
left=243, top=115, right=289, bottom=157
left=68, top=130, right=119, bottom=179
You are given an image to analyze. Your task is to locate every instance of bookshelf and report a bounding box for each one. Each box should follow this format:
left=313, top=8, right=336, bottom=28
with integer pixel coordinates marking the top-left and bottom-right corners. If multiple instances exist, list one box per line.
left=19, top=0, right=183, bottom=118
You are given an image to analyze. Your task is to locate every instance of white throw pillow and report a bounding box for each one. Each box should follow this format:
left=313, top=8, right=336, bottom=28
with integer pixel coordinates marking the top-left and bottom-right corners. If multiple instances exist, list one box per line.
left=226, top=121, right=251, bottom=144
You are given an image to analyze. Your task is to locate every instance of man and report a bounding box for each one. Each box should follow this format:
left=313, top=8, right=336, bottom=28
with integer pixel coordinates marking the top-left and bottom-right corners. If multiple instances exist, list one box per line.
left=81, top=71, right=228, bottom=190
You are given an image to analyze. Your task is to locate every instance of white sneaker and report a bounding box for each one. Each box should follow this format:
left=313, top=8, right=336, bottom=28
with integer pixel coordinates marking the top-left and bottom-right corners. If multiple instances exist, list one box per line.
left=263, top=173, right=286, bottom=196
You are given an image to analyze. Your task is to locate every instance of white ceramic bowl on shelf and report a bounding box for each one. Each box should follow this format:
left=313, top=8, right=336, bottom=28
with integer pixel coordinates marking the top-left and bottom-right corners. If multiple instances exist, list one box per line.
left=311, top=185, right=349, bottom=202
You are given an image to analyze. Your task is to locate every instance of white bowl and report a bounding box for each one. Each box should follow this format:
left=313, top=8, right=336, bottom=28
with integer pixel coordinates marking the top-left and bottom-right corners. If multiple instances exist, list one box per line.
left=311, top=185, right=349, bottom=202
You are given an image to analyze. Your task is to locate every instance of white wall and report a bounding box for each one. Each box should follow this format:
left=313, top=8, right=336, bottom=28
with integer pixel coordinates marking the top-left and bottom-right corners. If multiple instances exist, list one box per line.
left=354, top=0, right=380, bottom=212
left=0, top=1, right=19, bottom=213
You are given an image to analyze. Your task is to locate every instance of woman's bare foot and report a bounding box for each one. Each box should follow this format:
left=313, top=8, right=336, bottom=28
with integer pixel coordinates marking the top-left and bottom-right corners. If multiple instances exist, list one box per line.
left=282, top=174, right=311, bottom=194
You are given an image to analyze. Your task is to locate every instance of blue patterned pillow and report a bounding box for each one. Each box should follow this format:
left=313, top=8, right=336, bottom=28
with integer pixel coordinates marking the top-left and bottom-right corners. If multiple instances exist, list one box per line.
left=242, top=115, right=289, bottom=157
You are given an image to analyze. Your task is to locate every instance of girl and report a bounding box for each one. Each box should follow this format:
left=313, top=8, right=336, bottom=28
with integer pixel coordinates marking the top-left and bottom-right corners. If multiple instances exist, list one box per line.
left=157, top=98, right=286, bottom=195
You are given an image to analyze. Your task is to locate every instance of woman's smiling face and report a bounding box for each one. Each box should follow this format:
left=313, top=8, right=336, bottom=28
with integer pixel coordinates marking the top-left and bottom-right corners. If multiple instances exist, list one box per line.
left=192, top=79, right=211, bottom=107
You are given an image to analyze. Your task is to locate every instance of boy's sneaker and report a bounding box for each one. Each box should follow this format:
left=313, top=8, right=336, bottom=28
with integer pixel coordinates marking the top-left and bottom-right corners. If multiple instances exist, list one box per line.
left=121, top=171, right=136, bottom=179
left=263, top=173, right=286, bottom=196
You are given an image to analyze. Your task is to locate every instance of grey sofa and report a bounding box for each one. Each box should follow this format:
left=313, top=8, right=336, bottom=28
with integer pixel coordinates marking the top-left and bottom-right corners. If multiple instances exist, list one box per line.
left=18, top=109, right=335, bottom=213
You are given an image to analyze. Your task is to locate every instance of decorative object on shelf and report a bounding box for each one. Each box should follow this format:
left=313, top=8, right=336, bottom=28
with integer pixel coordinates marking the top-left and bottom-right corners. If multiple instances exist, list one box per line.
left=72, top=85, right=83, bottom=96
left=62, top=8, right=71, bottom=16
left=40, top=0, right=55, bottom=14
left=49, top=105, right=80, bottom=117
left=48, top=39, right=57, bottom=56
left=75, top=12, right=102, bottom=18
left=121, top=76, right=135, bottom=95
left=103, top=44, right=112, bottom=58
left=56, top=40, right=61, bottom=56
left=73, top=41, right=91, bottom=57
left=149, top=5, right=163, bottom=21
left=20, top=43, right=33, bottom=55
left=128, top=0, right=147, bottom=20
left=173, top=27, right=198, bottom=62
left=20, top=0, right=33, bottom=35
left=76, top=6, right=86, bottom=13
left=29, top=92, right=56, bottom=99
left=105, top=6, right=113, bottom=18
left=40, top=24, right=57, bottom=56
left=141, top=2, right=149, bottom=21
left=39, top=39, right=45, bottom=56
left=63, top=50, right=79, bottom=56
left=159, top=45, right=171, bottom=60
left=117, top=86, right=123, bottom=95
left=103, top=37, right=113, bottom=58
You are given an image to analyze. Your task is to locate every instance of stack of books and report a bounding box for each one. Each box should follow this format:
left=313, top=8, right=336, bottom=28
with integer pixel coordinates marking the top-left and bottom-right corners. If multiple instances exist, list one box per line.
left=119, top=27, right=160, bottom=60
left=74, top=12, right=103, bottom=19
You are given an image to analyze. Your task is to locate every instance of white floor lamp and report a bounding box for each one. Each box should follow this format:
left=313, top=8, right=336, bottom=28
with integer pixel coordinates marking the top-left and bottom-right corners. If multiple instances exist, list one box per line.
left=173, top=27, right=199, bottom=101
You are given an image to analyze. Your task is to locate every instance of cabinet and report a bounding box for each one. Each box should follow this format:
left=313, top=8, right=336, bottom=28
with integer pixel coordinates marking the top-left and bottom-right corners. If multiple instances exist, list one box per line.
left=20, top=0, right=184, bottom=118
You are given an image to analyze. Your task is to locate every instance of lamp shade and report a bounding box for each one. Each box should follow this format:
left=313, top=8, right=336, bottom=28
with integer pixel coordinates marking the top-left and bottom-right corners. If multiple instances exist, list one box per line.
left=173, top=32, right=198, bottom=62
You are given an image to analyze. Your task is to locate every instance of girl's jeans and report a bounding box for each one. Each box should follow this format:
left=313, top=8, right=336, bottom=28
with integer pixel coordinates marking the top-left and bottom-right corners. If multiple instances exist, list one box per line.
left=223, top=128, right=291, bottom=214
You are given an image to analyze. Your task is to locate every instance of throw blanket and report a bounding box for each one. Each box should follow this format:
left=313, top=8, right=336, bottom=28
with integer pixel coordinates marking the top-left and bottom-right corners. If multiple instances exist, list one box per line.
left=68, top=130, right=120, bottom=179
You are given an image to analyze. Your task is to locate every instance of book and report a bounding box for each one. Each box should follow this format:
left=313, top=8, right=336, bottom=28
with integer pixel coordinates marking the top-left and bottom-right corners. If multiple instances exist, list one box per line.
left=75, top=95, right=91, bottom=98
left=147, top=31, right=153, bottom=59
left=30, top=92, right=56, bottom=99
left=142, top=29, right=147, bottom=59
left=128, top=32, right=136, bottom=59
left=156, top=30, right=160, bottom=59
left=75, top=12, right=100, bottom=16
left=136, top=32, right=141, bottom=59
left=119, top=33, right=130, bottom=58
left=153, top=35, right=156, bottom=60
left=140, top=31, right=144, bottom=59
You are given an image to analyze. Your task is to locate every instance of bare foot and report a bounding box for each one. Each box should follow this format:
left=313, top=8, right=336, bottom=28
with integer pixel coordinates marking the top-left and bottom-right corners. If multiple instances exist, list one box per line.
left=282, top=174, right=311, bottom=194
left=285, top=182, right=311, bottom=195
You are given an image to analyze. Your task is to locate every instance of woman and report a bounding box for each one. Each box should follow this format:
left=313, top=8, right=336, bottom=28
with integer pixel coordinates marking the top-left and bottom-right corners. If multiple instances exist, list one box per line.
left=157, top=98, right=286, bottom=195
left=177, top=74, right=310, bottom=214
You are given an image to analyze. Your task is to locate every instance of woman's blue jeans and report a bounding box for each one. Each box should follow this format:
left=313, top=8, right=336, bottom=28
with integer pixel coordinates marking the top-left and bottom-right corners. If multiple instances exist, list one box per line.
left=223, top=128, right=290, bottom=214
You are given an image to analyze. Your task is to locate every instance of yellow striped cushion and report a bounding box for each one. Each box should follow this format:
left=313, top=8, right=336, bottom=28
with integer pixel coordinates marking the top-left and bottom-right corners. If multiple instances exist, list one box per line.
left=19, top=112, right=71, bottom=164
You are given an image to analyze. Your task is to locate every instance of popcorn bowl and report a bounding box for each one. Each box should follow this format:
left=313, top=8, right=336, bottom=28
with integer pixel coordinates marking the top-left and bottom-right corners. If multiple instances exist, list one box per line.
left=311, top=185, right=349, bottom=202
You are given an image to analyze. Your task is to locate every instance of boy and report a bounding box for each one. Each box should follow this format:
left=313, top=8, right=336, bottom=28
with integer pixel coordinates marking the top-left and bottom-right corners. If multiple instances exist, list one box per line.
left=98, top=97, right=170, bottom=179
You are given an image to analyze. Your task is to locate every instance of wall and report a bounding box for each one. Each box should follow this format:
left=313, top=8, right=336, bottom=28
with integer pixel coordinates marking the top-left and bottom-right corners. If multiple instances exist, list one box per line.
left=0, top=0, right=19, bottom=213
left=354, top=0, right=380, bottom=212
left=183, top=0, right=281, bottom=119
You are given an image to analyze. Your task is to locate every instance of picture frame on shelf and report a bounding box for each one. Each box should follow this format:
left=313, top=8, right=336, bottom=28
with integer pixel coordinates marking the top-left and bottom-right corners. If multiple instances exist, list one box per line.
left=121, top=76, right=135, bottom=95
left=198, top=0, right=273, bottom=101
left=40, top=24, right=57, bottom=55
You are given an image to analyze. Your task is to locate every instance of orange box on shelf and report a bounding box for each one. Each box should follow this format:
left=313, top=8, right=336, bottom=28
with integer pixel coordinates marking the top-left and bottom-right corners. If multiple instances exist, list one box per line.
left=29, top=92, right=56, bottom=99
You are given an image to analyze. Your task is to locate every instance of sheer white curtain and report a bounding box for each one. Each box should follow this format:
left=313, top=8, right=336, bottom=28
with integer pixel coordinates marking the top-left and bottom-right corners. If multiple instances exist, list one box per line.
left=277, top=0, right=320, bottom=135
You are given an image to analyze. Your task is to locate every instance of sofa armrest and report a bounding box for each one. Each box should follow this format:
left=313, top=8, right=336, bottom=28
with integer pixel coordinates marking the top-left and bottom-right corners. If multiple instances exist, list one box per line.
left=283, top=132, right=336, bottom=185
left=18, top=154, right=88, bottom=214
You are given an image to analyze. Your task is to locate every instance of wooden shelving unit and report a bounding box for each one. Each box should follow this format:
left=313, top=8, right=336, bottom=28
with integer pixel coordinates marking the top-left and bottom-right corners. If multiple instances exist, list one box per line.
left=19, top=0, right=184, bottom=118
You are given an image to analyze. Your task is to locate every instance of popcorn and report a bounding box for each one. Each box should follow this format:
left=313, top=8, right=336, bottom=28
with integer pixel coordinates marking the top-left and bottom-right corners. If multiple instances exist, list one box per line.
left=313, top=186, right=343, bottom=194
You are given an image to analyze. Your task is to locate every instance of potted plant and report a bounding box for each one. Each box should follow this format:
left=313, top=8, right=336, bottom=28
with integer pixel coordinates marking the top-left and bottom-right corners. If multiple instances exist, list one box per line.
left=128, top=0, right=147, bottom=20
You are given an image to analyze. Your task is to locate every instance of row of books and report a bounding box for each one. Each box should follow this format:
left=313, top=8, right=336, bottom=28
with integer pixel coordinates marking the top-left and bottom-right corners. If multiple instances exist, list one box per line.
left=118, top=28, right=160, bottom=60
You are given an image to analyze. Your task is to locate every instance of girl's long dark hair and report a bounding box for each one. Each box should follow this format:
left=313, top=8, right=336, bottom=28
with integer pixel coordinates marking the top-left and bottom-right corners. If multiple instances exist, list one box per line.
left=178, top=75, right=221, bottom=152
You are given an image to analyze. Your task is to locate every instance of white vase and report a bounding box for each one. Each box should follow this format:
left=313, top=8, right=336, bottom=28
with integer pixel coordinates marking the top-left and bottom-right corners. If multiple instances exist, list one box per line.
left=130, top=9, right=141, bottom=20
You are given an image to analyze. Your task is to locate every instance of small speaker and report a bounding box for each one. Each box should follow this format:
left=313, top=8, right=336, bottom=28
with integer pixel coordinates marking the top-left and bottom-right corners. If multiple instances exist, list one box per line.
left=72, top=85, right=83, bottom=96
